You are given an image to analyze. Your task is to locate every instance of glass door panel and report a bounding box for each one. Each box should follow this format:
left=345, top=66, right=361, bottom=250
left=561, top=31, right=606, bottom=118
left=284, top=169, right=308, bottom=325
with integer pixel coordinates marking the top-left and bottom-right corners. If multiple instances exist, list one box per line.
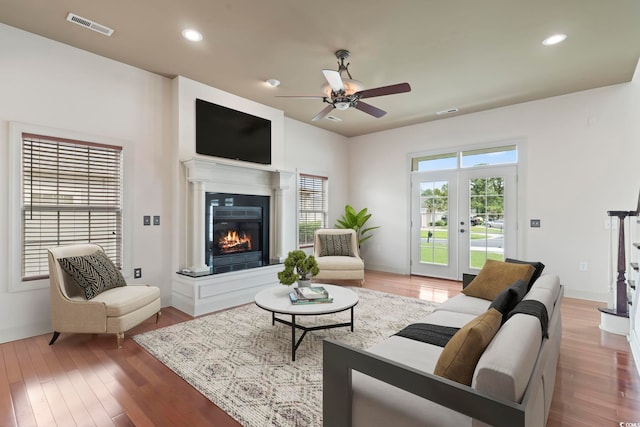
left=411, top=171, right=457, bottom=279
left=458, top=166, right=516, bottom=276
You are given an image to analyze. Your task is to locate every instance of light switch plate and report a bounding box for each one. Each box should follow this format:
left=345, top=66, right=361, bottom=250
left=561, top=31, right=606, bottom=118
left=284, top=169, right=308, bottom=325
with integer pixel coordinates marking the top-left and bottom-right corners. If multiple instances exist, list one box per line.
left=143, top=215, right=151, bottom=226
left=153, top=215, right=160, bottom=226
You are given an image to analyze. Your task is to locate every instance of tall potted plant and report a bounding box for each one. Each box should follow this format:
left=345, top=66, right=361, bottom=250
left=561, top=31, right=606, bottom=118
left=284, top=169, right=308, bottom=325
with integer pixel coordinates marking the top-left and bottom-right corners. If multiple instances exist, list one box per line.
left=336, top=205, right=380, bottom=248
left=278, top=250, right=319, bottom=287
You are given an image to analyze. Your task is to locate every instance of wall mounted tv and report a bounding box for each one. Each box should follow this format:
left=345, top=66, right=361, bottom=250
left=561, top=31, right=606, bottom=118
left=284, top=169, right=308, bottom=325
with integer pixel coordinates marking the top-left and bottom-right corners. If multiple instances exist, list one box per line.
left=195, top=98, right=271, bottom=165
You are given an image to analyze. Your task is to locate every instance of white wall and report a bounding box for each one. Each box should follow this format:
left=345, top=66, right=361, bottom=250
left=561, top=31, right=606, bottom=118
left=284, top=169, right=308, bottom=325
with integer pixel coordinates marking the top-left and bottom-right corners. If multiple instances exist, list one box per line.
left=283, top=118, right=350, bottom=228
left=349, top=74, right=640, bottom=301
left=0, top=24, right=173, bottom=342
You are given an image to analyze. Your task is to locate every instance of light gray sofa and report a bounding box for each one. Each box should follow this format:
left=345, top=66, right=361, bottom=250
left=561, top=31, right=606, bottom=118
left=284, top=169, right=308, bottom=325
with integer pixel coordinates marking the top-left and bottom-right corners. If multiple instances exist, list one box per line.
left=323, top=274, right=562, bottom=427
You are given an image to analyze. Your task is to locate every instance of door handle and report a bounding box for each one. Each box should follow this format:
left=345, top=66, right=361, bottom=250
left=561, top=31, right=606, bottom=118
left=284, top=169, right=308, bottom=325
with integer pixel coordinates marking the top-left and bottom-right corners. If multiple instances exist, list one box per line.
left=460, top=229, right=465, bottom=233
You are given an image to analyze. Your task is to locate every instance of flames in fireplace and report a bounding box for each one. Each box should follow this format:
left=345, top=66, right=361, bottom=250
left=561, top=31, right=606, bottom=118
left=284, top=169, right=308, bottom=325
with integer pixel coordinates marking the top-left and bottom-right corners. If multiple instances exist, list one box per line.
left=218, top=229, right=252, bottom=254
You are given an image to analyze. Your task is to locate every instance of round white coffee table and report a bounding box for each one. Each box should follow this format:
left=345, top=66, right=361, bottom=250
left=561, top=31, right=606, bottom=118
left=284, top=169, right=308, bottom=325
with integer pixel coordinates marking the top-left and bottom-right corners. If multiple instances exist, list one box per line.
left=254, top=284, right=359, bottom=361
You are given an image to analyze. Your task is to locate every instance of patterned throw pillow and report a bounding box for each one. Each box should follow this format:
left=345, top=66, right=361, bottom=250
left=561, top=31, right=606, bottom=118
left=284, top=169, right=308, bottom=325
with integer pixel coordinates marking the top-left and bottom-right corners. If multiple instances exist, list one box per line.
left=58, top=250, right=127, bottom=299
left=318, top=234, right=355, bottom=257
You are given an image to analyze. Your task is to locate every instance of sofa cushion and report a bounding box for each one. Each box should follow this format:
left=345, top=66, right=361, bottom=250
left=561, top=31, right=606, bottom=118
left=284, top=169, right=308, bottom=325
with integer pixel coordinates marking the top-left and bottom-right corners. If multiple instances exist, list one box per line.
left=58, top=250, right=127, bottom=299
left=506, top=258, right=545, bottom=290
left=91, top=285, right=160, bottom=317
left=315, top=255, right=364, bottom=271
left=489, top=279, right=528, bottom=317
left=433, top=308, right=503, bottom=385
left=473, top=313, right=543, bottom=402
left=462, top=260, right=535, bottom=301
left=434, top=294, right=491, bottom=316
left=318, top=233, right=355, bottom=257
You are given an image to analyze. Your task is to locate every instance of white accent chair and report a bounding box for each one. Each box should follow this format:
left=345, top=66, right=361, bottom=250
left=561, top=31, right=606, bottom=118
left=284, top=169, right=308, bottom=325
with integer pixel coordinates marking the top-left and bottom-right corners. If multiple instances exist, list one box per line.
left=47, top=243, right=161, bottom=348
left=313, top=228, right=365, bottom=285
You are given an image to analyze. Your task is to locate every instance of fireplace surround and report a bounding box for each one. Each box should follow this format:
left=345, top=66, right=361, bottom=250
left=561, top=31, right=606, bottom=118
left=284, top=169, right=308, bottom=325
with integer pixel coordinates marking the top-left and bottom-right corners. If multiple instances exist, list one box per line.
left=174, top=158, right=296, bottom=316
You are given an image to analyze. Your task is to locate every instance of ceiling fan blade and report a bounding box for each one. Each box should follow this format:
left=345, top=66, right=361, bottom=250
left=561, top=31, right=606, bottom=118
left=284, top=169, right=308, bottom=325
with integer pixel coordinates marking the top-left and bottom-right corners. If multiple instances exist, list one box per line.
left=276, top=95, right=325, bottom=99
left=357, top=82, right=411, bottom=99
left=322, top=69, right=344, bottom=93
left=354, top=101, right=387, bottom=118
left=312, top=105, right=335, bottom=121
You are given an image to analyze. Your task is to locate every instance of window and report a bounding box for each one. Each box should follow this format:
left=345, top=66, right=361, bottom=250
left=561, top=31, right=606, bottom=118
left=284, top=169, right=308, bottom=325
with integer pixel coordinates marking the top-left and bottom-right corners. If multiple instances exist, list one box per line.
left=460, top=145, right=517, bottom=168
left=411, top=145, right=517, bottom=172
left=21, top=133, right=123, bottom=280
left=411, top=152, right=457, bottom=172
left=298, top=174, right=327, bottom=247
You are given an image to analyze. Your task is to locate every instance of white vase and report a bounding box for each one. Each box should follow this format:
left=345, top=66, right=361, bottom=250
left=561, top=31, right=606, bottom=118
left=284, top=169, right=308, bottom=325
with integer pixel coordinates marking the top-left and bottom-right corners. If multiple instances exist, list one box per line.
left=297, top=279, right=312, bottom=288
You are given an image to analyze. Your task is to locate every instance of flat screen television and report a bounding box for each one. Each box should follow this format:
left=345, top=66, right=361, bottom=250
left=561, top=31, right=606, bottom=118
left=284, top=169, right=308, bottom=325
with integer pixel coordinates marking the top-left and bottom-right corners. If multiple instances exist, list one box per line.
left=195, top=98, right=271, bottom=165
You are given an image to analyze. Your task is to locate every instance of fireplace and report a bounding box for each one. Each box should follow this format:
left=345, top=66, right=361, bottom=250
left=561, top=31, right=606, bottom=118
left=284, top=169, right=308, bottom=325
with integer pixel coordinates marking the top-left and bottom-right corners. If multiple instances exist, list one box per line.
left=205, top=193, right=270, bottom=274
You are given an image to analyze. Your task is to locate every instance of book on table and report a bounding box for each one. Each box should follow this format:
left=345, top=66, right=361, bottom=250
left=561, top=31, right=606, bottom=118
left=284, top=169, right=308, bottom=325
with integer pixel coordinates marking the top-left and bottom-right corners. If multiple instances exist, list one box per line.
left=289, top=289, right=333, bottom=305
left=295, top=286, right=330, bottom=300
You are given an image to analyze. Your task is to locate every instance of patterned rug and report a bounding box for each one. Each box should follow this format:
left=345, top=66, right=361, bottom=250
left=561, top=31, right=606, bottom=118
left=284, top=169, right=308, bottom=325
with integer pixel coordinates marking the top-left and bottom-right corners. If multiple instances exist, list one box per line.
left=133, top=287, right=438, bottom=427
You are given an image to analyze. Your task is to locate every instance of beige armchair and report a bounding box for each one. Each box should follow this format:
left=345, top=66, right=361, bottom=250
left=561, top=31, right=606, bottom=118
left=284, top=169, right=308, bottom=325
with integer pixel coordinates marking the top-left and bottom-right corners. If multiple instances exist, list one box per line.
left=313, top=228, right=365, bottom=284
left=48, top=243, right=161, bottom=348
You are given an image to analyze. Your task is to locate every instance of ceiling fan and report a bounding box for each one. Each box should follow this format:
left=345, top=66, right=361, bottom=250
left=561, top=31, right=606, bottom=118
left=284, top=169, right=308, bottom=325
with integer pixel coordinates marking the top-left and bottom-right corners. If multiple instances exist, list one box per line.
left=278, top=49, right=411, bottom=121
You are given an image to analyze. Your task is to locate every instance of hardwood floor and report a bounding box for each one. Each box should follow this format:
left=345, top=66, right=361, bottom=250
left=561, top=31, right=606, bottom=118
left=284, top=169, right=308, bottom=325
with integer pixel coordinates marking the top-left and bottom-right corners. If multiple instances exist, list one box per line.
left=1, top=271, right=638, bottom=426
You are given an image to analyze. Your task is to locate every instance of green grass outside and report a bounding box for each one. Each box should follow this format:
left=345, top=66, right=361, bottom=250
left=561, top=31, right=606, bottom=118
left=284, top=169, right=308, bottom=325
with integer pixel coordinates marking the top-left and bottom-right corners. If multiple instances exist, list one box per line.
left=420, top=243, right=504, bottom=268
left=420, top=227, right=502, bottom=240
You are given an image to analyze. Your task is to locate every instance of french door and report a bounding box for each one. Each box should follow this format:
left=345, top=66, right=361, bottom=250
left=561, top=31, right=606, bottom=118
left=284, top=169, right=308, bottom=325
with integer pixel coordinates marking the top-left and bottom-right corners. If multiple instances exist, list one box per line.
left=410, top=165, right=517, bottom=279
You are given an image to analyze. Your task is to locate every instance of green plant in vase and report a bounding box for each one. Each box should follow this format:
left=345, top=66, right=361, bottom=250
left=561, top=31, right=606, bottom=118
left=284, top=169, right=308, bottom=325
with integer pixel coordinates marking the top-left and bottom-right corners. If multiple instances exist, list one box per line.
left=278, top=250, right=320, bottom=287
left=336, top=205, right=380, bottom=248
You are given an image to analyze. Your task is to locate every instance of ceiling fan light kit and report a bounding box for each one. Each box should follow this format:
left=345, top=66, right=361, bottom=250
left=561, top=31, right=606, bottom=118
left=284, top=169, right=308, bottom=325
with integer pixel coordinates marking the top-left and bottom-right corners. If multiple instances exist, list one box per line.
left=278, top=49, right=411, bottom=122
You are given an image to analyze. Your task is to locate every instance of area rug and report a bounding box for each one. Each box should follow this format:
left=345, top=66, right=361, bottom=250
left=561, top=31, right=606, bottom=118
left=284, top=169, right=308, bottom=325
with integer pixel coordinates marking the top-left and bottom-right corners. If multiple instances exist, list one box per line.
left=133, top=287, right=438, bottom=427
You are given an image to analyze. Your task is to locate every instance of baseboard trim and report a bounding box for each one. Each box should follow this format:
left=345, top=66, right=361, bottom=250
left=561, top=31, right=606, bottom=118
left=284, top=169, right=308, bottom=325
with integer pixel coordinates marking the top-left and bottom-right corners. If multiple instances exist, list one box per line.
left=0, top=321, right=51, bottom=344
left=630, top=330, right=640, bottom=377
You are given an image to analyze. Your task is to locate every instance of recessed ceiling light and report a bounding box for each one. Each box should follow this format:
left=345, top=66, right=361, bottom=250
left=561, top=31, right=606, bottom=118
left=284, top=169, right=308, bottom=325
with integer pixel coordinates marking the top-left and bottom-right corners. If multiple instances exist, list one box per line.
left=542, top=33, right=567, bottom=46
left=265, top=79, right=280, bottom=87
left=182, top=29, right=203, bottom=42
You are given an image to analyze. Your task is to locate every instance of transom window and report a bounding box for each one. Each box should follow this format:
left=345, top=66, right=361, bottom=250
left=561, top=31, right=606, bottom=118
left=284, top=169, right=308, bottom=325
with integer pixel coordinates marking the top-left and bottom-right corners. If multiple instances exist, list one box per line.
left=298, top=174, right=327, bottom=247
left=412, top=145, right=517, bottom=172
left=21, top=133, right=123, bottom=280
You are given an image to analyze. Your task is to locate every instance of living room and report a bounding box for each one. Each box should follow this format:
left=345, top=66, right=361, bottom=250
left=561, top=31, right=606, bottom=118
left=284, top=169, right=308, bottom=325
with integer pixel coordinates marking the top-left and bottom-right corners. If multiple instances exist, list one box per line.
left=1, top=2, right=640, bottom=425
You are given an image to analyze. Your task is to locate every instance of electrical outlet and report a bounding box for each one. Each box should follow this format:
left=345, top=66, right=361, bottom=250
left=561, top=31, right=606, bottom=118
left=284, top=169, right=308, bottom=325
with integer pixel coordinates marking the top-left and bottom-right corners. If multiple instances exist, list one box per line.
left=134, top=268, right=142, bottom=278
left=143, top=216, right=151, bottom=226
left=530, top=219, right=541, bottom=228
left=153, top=215, right=160, bottom=226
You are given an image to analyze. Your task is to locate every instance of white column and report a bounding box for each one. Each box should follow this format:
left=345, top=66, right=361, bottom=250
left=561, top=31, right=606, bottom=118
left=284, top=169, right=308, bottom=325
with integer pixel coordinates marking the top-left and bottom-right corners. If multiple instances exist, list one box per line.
left=190, top=180, right=210, bottom=273
left=272, top=171, right=295, bottom=262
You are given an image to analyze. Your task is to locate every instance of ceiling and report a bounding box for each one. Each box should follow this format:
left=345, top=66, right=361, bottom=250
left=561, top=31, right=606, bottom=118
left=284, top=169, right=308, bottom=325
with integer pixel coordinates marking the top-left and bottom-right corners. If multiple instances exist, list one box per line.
left=1, top=0, right=639, bottom=138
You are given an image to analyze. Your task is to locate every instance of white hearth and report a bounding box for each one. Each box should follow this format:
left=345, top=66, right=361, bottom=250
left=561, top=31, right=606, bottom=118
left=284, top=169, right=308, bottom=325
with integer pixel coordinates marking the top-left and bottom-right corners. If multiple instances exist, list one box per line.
left=173, top=157, right=296, bottom=316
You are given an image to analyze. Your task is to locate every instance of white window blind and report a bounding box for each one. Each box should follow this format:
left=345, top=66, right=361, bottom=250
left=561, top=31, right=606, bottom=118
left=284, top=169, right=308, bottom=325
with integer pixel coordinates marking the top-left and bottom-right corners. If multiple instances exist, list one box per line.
left=21, top=133, right=123, bottom=280
left=298, top=174, right=327, bottom=247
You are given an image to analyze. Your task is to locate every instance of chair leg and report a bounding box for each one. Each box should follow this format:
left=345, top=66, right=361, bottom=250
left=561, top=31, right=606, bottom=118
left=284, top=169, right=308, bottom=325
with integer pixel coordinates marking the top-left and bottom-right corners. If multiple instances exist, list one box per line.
left=49, top=331, right=60, bottom=345
left=116, top=332, right=124, bottom=349
left=156, top=310, right=162, bottom=324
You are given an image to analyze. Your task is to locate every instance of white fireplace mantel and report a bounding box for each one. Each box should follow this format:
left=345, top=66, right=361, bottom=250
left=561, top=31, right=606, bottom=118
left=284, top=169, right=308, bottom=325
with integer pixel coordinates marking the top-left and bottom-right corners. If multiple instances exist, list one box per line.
left=174, top=157, right=296, bottom=316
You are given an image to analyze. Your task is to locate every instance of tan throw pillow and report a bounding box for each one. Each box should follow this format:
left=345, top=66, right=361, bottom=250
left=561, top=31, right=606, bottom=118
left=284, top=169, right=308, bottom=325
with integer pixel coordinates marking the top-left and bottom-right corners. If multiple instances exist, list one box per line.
left=462, top=259, right=535, bottom=300
left=433, top=308, right=503, bottom=385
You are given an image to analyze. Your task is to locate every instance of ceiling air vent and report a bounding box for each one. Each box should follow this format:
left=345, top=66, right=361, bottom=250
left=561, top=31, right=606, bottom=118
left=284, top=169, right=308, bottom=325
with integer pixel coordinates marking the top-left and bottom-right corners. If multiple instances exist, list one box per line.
left=66, top=13, right=114, bottom=37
